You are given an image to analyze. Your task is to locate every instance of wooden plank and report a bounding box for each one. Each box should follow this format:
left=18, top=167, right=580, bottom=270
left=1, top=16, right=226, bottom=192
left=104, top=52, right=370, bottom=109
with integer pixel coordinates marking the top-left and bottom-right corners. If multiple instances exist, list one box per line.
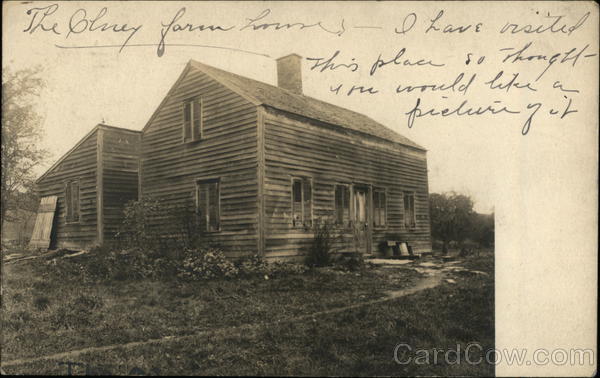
left=29, top=196, right=58, bottom=249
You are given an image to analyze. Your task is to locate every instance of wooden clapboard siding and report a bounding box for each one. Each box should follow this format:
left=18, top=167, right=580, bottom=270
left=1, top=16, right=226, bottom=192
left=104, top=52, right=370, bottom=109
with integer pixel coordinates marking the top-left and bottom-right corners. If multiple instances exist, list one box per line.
left=262, top=108, right=431, bottom=259
left=101, top=127, right=141, bottom=241
left=36, top=61, right=431, bottom=257
left=140, top=66, right=259, bottom=256
left=35, top=129, right=99, bottom=249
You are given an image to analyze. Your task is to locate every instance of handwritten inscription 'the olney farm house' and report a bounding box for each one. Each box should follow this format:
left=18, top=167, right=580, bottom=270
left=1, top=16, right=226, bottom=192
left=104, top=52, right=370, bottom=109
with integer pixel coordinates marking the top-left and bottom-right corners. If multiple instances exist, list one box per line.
left=21, top=3, right=596, bottom=134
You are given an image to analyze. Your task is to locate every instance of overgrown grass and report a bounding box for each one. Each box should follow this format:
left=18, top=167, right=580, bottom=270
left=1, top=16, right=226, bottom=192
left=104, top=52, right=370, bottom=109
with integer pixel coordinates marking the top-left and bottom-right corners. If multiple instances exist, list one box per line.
left=1, top=259, right=418, bottom=361
left=1, top=254, right=494, bottom=376
left=461, top=250, right=494, bottom=273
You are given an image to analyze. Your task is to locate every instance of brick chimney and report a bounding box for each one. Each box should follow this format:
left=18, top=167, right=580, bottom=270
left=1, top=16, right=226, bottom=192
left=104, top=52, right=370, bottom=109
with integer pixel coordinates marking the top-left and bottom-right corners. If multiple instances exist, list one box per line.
left=276, top=54, right=303, bottom=94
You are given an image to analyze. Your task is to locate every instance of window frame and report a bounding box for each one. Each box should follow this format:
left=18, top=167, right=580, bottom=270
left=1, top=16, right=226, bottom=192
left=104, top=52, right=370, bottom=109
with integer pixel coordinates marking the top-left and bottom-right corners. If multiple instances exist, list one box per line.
left=195, top=178, right=221, bottom=233
left=403, top=191, right=417, bottom=229
left=334, top=183, right=351, bottom=227
left=291, top=176, right=313, bottom=228
left=372, top=188, right=387, bottom=228
left=182, top=97, right=203, bottom=143
left=64, top=179, right=81, bottom=224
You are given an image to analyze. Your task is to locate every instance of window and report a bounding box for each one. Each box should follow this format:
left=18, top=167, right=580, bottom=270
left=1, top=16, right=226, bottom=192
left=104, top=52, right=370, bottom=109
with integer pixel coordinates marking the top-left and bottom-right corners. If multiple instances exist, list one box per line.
left=335, top=184, right=350, bottom=225
left=404, top=192, right=416, bottom=228
left=196, top=179, right=220, bottom=232
left=183, top=98, right=203, bottom=142
left=292, top=177, right=312, bottom=227
left=65, top=180, right=80, bottom=223
left=373, top=189, right=387, bottom=227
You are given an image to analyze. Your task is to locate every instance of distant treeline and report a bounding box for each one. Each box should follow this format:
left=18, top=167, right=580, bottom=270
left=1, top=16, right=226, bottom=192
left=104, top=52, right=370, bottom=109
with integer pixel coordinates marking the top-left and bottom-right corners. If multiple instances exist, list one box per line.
left=430, top=192, right=494, bottom=252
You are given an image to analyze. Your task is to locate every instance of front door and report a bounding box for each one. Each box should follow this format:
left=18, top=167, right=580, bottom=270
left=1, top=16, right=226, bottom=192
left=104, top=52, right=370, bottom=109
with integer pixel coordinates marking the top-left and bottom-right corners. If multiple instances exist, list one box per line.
left=353, top=187, right=370, bottom=254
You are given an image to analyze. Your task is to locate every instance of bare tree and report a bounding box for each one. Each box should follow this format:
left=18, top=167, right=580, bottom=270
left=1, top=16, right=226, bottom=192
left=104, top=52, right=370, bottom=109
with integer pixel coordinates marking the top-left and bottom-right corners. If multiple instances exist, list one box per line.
left=1, top=66, right=48, bottom=239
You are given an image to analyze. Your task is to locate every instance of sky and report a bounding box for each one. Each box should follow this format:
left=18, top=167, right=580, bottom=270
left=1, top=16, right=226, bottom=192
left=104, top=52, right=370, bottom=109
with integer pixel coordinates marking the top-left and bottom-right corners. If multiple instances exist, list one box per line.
left=3, top=1, right=598, bottom=214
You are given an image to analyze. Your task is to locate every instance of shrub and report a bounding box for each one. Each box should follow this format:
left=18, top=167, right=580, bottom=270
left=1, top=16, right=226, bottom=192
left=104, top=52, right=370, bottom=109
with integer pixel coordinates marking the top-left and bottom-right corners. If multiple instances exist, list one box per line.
left=335, top=252, right=366, bottom=272
left=37, top=257, right=89, bottom=282
left=107, top=248, right=169, bottom=280
left=305, top=220, right=336, bottom=268
left=33, top=296, right=51, bottom=310
left=35, top=244, right=310, bottom=283
left=117, top=197, right=203, bottom=252
left=236, top=253, right=269, bottom=278
left=81, top=245, right=115, bottom=280
left=108, top=248, right=184, bottom=280
left=177, top=248, right=239, bottom=280
left=267, top=261, right=308, bottom=278
left=236, top=254, right=309, bottom=279
left=38, top=246, right=170, bottom=282
left=117, top=197, right=164, bottom=250
left=432, top=239, right=444, bottom=252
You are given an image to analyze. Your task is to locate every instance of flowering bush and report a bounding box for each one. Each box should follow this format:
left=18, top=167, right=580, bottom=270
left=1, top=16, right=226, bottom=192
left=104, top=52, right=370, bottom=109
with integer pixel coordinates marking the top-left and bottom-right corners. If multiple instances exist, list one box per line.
left=177, top=248, right=239, bottom=280
left=235, top=254, right=309, bottom=278
left=267, top=261, right=308, bottom=278
left=39, top=245, right=308, bottom=283
left=236, top=253, right=269, bottom=277
left=334, top=252, right=366, bottom=272
left=110, top=249, right=178, bottom=280
left=41, top=246, right=177, bottom=282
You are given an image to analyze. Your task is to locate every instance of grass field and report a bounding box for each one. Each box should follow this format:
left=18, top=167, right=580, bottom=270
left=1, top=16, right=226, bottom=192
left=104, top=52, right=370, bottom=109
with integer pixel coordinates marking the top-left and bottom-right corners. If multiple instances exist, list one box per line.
left=1, top=252, right=494, bottom=376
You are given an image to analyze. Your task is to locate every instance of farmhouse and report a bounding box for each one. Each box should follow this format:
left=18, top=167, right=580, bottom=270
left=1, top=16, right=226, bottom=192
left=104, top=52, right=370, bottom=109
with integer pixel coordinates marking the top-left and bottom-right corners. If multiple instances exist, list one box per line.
left=31, top=54, right=432, bottom=259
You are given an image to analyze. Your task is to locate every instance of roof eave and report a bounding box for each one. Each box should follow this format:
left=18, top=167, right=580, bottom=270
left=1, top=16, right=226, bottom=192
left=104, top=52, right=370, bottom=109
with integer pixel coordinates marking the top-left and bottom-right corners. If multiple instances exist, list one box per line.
left=178, top=60, right=426, bottom=152
left=262, top=105, right=427, bottom=153
left=35, top=123, right=139, bottom=184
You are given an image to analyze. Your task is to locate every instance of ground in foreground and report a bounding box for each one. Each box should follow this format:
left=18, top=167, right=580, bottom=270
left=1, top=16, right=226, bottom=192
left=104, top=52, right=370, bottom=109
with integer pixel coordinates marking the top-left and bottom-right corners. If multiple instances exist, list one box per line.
left=1, top=252, right=494, bottom=376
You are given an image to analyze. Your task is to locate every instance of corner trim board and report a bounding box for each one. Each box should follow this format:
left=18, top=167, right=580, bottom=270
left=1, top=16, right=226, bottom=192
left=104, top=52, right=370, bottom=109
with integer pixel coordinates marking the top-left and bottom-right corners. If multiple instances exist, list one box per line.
left=257, top=106, right=266, bottom=255
left=96, top=128, right=104, bottom=245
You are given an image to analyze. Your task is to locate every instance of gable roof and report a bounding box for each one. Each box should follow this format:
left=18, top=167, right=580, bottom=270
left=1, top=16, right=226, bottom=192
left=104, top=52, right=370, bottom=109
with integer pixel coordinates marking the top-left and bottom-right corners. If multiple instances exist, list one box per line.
left=187, top=60, right=425, bottom=151
left=35, top=124, right=141, bottom=184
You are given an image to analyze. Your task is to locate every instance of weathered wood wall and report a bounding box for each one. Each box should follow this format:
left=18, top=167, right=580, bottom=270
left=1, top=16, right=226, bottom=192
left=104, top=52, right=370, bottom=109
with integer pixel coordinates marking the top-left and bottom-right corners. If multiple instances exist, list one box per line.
left=101, top=128, right=141, bottom=241
left=262, top=107, right=431, bottom=259
left=140, top=67, right=259, bottom=257
left=36, top=130, right=99, bottom=249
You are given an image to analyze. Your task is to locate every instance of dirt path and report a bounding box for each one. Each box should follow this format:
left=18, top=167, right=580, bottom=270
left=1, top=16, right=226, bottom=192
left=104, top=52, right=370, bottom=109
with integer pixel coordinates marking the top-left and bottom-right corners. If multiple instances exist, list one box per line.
left=1, top=268, right=445, bottom=369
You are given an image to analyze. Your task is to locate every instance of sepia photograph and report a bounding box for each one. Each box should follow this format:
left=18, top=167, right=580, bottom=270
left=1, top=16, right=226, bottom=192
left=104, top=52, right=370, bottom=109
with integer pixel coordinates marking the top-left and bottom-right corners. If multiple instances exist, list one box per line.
left=1, top=1, right=597, bottom=376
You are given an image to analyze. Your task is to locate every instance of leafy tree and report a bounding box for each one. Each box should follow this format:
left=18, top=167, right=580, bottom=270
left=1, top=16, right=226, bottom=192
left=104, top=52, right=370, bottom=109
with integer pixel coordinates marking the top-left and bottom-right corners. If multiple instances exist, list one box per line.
left=471, top=212, right=495, bottom=248
left=3, top=190, right=39, bottom=245
left=429, top=192, right=475, bottom=253
left=1, top=66, right=48, bottom=238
